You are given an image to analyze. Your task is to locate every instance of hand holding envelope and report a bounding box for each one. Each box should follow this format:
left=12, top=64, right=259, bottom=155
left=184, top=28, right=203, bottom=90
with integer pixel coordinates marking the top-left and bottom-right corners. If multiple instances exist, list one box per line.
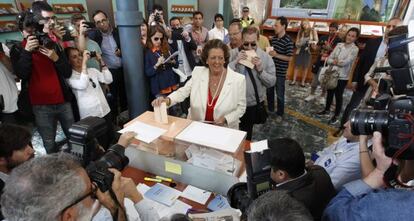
left=238, top=50, right=257, bottom=69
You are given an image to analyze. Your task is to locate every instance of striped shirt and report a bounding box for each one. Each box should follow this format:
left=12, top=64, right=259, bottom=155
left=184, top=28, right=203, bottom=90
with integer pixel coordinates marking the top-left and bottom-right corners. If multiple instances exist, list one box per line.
left=271, top=34, right=294, bottom=77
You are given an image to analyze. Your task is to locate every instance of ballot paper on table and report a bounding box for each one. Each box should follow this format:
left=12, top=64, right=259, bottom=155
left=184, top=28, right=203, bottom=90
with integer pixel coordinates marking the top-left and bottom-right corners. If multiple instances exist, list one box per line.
left=181, top=185, right=212, bottom=205
left=250, top=139, right=268, bottom=152
left=238, top=50, right=257, bottom=69
left=137, top=183, right=192, bottom=218
left=144, top=183, right=181, bottom=206
left=118, top=121, right=167, bottom=143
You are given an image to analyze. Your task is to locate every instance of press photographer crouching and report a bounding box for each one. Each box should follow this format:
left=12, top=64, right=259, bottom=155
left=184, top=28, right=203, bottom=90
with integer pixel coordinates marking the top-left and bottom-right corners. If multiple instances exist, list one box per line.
left=1, top=130, right=160, bottom=221
left=322, top=24, right=414, bottom=221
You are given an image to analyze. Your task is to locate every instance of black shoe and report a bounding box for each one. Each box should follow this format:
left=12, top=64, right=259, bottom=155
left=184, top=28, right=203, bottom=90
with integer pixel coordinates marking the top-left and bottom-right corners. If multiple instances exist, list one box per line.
left=316, top=110, right=329, bottom=115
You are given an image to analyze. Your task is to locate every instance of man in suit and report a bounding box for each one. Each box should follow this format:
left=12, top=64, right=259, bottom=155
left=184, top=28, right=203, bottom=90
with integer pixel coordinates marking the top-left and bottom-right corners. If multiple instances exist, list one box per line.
left=88, top=10, right=128, bottom=117
left=269, top=138, right=336, bottom=221
left=229, top=26, right=276, bottom=140
left=169, top=17, right=197, bottom=116
left=334, top=17, right=402, bottom=136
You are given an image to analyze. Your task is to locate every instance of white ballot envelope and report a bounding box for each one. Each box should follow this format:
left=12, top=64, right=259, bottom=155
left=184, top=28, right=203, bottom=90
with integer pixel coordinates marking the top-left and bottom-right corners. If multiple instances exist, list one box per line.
left=154, top=102, right=169, bottom=124
left=238, top=50, right=257, bottom=69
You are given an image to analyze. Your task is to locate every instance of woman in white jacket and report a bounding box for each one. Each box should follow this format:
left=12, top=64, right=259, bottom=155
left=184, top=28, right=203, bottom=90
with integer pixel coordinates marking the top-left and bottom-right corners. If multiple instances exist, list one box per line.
left=317, top=28, right=359, bottom=124
left=152, top=39, right=246, bottom=129
left=66, top=48, right=114, bottom=148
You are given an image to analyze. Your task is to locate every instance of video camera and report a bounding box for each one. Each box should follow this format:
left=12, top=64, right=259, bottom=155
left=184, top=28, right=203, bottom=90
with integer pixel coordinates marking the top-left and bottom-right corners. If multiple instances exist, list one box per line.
left=350, top=24, right=414, bottom=160
left=66, top=117, right=129, bottom=192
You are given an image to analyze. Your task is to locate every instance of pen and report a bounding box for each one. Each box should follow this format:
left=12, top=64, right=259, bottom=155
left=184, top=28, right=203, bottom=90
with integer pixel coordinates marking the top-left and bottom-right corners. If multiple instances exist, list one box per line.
left=144, top=177, right=162, bottom=182
left=155, top=175, right=173, bottom=182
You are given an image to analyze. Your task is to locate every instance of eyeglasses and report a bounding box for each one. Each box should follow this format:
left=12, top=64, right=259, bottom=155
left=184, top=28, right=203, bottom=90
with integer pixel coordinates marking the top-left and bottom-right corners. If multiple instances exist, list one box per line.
left=229, top=32, right=241, bottom=37
left=61, top=184, right=97, bottom=214
left=243, top=42, right=257, bottom=47
left=42, top=15, right=57, bottom=21
left=95, top=19, right=108, bottom=25
left=215, top=19, right=223, bottom=22
left=89, top=79, right=96, bottom=88
left=153, top=37, right=162, bottom=41
left=243, top=10, right=249, bottom=13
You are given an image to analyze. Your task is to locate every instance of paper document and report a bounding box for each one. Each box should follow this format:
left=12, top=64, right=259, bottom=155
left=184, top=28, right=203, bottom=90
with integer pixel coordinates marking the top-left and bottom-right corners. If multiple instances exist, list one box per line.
left=163, top=51, right=179, bottom=64
left=361, top=25, right=383, bottom=36
left=181, top=185, right=212, bottom=205
left=176, top=121, right=246, bottom=153
left=238, top=50, right=257, bottom=69
left=119, top=121, right=167, bottom=143
left=207, top=195, right=231, bottom=211
left=144, top=183, right=181, bottom=206
left=154, top=102, right=168, bottom=124
left=250, top=140, right=268, bottom=152
left=188, top=208, right=242, bottom=221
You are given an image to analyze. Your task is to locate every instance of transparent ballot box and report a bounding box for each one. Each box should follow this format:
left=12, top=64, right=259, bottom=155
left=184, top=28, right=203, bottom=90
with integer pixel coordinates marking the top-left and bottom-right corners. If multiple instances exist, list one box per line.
left=121, top=111, right=247, bottom=194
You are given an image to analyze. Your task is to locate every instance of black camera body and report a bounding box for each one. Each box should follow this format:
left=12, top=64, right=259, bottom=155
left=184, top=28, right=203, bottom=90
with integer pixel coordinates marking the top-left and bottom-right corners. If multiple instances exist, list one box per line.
left=83, top=21, right=96, bottom=29
left=90, top=51, right=97, bottom=58
left=350, top=31, right=414, bottom=159
left=33, top=31, right=55, bottom=49
left=171, top=27, right=184, bottom=41
left=67, top=117, right=129, bottom=192
left=154, top=13, right=161, bottom=23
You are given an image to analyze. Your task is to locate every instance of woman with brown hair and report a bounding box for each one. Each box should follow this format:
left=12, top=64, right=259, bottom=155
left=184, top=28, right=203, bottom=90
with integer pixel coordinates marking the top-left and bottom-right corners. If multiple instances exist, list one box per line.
left=152, top=39, right=246, bottom=129
left=144, top=25, right=179, bottom=97
left=291, top=20, right=318, bottom=87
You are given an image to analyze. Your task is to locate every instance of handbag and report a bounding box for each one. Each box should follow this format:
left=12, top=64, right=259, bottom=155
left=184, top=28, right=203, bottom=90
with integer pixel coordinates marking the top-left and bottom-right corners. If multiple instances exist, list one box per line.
left=246, top=68, right=267, bottom=124
left=318, top=46, right=342, bottom=90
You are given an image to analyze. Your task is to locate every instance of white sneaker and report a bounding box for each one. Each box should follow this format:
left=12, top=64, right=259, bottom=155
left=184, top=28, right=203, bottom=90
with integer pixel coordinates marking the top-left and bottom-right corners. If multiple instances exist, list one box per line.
left=305, top=94, right=316, bottom=102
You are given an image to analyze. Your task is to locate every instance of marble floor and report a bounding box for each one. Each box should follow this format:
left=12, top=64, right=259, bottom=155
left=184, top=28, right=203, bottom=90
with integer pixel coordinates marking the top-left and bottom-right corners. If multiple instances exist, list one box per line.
left=31, top=81, right=353, bottom=156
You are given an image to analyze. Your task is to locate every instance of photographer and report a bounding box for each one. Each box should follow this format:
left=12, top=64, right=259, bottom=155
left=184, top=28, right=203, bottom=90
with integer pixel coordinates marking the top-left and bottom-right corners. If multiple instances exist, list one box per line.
left=322, top=132, right=414, bottom=221
left=66, top=48, right=114, bottom=149
left=148, top=4, right=167, bottom=31
left=269, top=138, right=336, bottom=220
left=10, top=9, right=74, bottom=154
left=1, top=132, right=160, bottom=221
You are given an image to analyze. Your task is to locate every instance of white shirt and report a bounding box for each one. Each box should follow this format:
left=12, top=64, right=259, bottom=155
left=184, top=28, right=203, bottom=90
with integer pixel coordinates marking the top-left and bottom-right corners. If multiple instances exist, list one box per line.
left=375, top=40, right=387, bottom=59
left=92, top=199, right=160, bottom=221
left=0, top=62, right=18, bottom=113
left=176, top=40, right=192, bottom=77
left=208, top=27, right=228, bottom=42
left=67, top=68, right=113, bottom=119
left=315, top=137, right=369, bottom=190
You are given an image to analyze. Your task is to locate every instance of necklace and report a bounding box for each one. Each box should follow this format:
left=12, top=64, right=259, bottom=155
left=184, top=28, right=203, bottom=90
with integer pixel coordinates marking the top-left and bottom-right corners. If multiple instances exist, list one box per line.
left=208, top=69, right=225, bottom=107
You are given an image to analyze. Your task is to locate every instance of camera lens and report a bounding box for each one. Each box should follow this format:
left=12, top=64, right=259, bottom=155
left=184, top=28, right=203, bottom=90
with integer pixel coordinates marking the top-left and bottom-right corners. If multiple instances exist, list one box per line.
left=350, top=109, right=389, bottom=135
left=97, top=145, right=129, bottom=171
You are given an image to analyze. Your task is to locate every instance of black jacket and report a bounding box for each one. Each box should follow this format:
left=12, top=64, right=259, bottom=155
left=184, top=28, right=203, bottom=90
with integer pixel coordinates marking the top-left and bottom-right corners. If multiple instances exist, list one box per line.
left=10, top=42, right=73, bottom=102
left=275, top=165, right=337, bottom=221
left=169, top=34, right=197, bottom=70
left=88, top=27, right=121, bottom=50
left=352, top=37, right=383, bottom=92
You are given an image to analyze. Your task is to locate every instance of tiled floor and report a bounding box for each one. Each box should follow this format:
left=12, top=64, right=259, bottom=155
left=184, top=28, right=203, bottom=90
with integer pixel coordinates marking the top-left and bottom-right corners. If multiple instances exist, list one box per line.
left=31, top=81, right=352, bottom=156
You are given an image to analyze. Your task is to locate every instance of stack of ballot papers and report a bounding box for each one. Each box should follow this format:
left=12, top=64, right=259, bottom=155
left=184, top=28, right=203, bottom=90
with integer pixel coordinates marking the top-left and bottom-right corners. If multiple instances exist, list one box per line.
left=181, top=185, right=212, bottom=205
left=185, top=144, right=242, bottom=176
left=123, top=183, right=192, bottom=219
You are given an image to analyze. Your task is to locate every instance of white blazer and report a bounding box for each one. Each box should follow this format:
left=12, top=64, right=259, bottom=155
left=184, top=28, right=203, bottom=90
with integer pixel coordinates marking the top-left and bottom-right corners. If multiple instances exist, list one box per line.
left=168, top=66, right=246, bottom=129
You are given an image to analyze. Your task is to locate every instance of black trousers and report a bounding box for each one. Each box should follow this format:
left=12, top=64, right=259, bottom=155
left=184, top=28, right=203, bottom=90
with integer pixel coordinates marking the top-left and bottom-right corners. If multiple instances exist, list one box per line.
left=239, top=105, right=257, bottom=141
left=339, top=88, right=367, bottom=127
left=325, top=80, right=348, bottom=117
left=109, top=68, right=128, bottom=116
left=97, top=112, right=115, bottom=150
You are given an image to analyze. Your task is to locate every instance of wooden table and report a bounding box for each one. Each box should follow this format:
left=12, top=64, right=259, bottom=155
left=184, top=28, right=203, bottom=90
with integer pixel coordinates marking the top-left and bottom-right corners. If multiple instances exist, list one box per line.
left=122, top=166, right=215, bottom=211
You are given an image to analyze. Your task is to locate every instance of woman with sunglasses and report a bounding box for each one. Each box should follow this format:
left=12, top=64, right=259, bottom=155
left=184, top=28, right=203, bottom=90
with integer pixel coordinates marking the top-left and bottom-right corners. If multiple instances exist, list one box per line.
left=144, top=25, right=179, bottom=98
left=65, top=47, right=114, bottom=148
left=152, top=39, right=246, bottom=129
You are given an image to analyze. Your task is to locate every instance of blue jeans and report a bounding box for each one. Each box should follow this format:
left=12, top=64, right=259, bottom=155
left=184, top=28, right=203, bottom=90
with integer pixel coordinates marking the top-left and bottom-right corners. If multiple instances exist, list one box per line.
left=32, top=102, right=74, bottom=153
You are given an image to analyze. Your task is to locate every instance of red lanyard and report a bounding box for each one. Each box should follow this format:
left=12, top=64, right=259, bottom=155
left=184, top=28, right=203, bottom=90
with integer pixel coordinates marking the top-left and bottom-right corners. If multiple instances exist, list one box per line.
left=327, top=33, right=337, bottom=46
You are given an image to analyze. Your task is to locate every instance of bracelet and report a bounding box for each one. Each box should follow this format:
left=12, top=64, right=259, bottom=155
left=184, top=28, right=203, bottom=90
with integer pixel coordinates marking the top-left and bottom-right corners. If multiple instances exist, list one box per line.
left=359, top=150, right=369, bottom=154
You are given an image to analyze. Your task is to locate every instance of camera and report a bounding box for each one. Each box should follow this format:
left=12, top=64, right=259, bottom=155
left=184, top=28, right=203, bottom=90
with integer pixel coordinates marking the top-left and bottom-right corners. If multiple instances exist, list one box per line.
left=83, top=21, right=96, bottom=29
left=33, top=31, right=55, bottom=49
left=154, top=13, right=161, bottom=23
left=66, top=117, right=129, bottom=192
left=171, top=27, right=184, bottom=40
left=17, top=11, right=55, bottom=50
left=90, top=51, right=96, bottom=58
left=350, top=26, right=414, bottom=159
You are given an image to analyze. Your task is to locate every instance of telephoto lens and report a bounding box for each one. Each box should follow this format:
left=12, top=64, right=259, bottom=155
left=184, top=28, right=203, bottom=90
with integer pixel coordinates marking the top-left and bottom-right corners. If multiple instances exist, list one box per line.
left=350, top=109, right=389, bottom=135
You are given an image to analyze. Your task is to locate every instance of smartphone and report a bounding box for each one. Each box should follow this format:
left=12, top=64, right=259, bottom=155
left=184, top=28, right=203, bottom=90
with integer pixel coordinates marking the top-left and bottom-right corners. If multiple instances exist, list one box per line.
left=83, top=21, right=96, bottom=29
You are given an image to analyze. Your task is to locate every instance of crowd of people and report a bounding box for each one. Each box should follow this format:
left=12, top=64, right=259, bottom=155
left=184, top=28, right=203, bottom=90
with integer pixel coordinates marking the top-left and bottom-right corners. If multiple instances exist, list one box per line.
left=0, top=1, right=413, bottom=221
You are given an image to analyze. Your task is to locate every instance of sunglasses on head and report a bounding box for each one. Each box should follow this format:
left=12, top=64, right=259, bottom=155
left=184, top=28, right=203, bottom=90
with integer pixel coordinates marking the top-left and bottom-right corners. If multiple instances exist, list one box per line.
left=243, top=42, right=257, bottom=47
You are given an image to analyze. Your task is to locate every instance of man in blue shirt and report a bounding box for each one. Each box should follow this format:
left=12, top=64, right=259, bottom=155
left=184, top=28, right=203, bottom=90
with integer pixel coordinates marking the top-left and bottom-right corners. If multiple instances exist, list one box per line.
left=322, top=132, right=414, bottom=221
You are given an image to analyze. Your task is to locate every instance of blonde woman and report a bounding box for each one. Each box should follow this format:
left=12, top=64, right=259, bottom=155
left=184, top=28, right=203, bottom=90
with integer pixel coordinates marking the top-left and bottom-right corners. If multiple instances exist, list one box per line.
left=291, top=20, right=318, bottom=87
